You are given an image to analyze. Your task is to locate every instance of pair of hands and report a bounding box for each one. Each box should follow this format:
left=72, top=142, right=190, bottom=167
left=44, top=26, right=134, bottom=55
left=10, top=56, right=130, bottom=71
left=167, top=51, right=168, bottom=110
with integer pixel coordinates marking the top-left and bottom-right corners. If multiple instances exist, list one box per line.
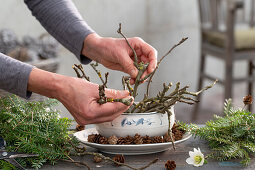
left=28, top=33, right=157, bottom=125
left=64, top=33, right=157, bottom=125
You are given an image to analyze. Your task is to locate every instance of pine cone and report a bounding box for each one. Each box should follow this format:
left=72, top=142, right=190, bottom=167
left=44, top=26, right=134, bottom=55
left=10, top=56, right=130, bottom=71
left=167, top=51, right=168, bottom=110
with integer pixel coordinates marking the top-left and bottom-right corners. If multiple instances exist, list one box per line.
left=98, top=136, right=108, bottom=144
left=174, top=130, right=183, bottom=141
left=124, top=135, right=134, bottom=144
left=113, top=154, right=125, bottom=166
left=152, top=136, right=164, bottom=143
left=165, top=160, right=176, bottom=170
left=243, top=95, right=253, bottom=105
left=143, top=135, right=153, bottom=144
left=87, top=134, right=96, bottom=143
left=94, top=134, right=102, bottom=143
left=117, top=137, right=126, bottom=145
left=93, top=155, right=102, bottom=163
left=76, top=124, right=85, bottom=131
left=172, top=123, right=185, bottom=141
left=87, top=134, right=101, bottom=143
left=108, top=135, right=118, bottom=145
left=133, top=133, right=143, bottom=144
left=163, top=132, right=175, bottom=142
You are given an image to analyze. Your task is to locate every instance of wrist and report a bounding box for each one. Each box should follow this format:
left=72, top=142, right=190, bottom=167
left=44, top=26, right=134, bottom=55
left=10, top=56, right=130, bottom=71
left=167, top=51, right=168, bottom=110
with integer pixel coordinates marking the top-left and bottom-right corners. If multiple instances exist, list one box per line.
left=27, top=68, right=65, bottom=99
left=82, top=33, right=102, bottom=61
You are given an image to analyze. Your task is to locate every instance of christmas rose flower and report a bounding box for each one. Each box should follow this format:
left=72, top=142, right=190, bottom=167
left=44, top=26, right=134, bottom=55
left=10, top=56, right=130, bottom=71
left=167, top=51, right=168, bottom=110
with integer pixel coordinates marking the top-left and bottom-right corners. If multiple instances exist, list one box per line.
left=186, top=148, right=205, bottom=167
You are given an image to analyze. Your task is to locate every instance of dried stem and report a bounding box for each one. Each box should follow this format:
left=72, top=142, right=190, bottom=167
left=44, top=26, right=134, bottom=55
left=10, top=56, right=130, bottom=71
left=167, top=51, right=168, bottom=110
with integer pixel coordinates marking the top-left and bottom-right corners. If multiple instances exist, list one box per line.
left=75, top=152, right=158, bottom=170
left=167, top=110, right=175, bottom=150
left=90, top=62, right=108, bottom=88
left=146, top=37, right=188, bottom=97
left=117, top=23, right=138, bottom=68
left=61, top=159, right=90, bottom=170
left=72, top=64, right=90, bottom=81
left=117, top=23, right=150, bottom=99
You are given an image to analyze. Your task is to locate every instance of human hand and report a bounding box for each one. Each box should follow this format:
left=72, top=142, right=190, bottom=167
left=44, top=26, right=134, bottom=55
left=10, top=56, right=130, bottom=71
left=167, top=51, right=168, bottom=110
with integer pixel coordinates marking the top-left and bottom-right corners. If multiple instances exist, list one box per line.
left=82, top=33, right=157, bottom=84
left=58, top=77, right=133, bottom=125
left=28, top=68, right=133, bottom=125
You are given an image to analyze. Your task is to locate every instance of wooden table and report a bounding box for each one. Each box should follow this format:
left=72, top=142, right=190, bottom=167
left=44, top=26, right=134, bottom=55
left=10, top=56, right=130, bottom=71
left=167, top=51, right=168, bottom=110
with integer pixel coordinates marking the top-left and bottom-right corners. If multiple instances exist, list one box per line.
left=39, top=135, right=255, bottom=170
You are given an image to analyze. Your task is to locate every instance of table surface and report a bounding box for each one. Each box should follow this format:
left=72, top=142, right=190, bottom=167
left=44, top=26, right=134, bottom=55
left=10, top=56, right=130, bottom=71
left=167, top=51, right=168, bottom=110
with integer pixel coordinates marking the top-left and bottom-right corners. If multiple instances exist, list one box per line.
left=38, top=135, right=255, bottom=170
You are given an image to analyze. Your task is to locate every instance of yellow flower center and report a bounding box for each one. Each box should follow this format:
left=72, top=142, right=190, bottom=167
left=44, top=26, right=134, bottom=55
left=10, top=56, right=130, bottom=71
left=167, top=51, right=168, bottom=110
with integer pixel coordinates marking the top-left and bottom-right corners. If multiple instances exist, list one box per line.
left=194, top=155, right=202, bottom=164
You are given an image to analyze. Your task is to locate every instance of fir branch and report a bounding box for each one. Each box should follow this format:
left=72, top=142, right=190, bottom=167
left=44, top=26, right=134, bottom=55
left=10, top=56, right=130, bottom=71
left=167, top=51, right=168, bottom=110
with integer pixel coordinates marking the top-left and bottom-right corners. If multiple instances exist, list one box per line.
left=183, top=99, right=255, bottom=166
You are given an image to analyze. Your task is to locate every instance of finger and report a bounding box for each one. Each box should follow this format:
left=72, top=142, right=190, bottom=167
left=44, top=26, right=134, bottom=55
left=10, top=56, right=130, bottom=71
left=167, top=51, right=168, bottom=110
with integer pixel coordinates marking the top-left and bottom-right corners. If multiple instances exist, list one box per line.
left=147, top=48, right=158, bottom=73
left=92, top=96, right=133, bottom=117
left=105, top=88, right=130, bottom=99
left=85, top=111, right=123, bottom=124
left=118, top=53, right=138, bottom=79
left=132, top=38, right=158, bottom=74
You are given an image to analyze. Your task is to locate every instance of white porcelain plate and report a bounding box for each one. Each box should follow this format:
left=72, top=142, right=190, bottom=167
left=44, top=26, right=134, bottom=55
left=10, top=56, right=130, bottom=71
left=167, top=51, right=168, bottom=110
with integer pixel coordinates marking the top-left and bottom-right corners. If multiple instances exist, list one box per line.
left=74, top=128, right=192, bottom=155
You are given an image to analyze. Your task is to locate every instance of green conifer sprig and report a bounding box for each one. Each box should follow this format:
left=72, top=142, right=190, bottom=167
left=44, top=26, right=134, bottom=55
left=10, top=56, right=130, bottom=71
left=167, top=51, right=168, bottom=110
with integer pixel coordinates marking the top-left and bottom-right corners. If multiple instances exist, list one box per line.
left=0, top=95, right=158, bottom=170
left=179, top=99, right=255, bottom=166
left=0, top=95, right=79, bottom=169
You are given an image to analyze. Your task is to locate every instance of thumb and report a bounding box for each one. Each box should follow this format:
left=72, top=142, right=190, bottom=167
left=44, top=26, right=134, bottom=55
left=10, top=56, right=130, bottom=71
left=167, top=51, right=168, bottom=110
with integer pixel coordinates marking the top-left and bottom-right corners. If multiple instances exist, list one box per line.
left=119, top=54, right=138, bottom=78
left=105, top=89, right=130, bottom=99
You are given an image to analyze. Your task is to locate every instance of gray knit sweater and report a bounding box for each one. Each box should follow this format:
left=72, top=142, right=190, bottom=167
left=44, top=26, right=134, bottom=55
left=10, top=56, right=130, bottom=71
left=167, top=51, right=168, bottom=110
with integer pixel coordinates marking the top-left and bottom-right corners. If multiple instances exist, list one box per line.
left=0, top=0, right=94, bottom=98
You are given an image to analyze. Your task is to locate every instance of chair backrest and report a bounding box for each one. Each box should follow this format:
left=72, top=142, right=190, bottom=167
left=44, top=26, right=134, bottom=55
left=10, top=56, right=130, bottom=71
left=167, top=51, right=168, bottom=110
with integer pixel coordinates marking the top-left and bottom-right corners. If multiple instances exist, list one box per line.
left=198, top=0, right=255, bottom=32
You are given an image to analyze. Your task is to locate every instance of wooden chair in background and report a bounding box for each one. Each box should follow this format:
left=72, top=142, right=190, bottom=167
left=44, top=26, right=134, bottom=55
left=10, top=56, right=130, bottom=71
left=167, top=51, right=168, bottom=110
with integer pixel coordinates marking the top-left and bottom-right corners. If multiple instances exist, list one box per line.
left=192, top=0, right=255, bottom=120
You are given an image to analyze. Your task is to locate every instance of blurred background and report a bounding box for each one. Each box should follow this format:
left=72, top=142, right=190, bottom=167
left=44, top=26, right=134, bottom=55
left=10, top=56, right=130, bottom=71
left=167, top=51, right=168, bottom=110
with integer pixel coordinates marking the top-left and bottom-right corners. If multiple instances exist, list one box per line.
left=0, top=0, right=252, bottom=126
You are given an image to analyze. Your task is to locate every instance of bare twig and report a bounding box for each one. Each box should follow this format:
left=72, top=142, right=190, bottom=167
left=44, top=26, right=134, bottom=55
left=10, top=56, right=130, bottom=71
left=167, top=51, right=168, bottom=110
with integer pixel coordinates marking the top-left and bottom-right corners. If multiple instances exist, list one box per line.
left=146, top=37, right=188, bottom=97
left=75, top=152, right=158, bottom=170
left=117, top=23, right=138, bottom=68
left=72, top=64, right=90, bottom=81
left=90, top=62, right=108, bottom=88
left=61, top=159, right=90, bottom=170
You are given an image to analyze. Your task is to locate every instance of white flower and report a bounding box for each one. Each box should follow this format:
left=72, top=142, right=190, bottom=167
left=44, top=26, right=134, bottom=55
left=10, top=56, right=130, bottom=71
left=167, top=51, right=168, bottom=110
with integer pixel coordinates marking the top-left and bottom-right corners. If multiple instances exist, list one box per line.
left=45, top=108, right=50, bottom=112
left=186, top=148, right=205, bottom=167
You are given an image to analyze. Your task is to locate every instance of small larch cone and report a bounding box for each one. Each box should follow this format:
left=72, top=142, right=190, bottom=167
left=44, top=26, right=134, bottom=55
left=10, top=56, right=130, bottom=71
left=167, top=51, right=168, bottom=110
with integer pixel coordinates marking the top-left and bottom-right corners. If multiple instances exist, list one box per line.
left=124, top=135, right=134, bottom=144
left=117, top=137, right=126, bottom=145
left=76, top=124, right=85, bottom=131
left=98, top=136, right=108, bottom=144
left=165, top=160, right=176, bottom=170
left=93, top=155, right=102, bottom=163
left=108, top=135, right=118, bottom=145
left=87, top=134, right=96, bottom=143
left=113, top=154, right=125, bottom=166
left=243, top=95, right=253, bottom=105
left=163, top=132, right=175, bottom=142
left=133, top=133, right=143, bottom=144
left=143, top=135, right=153, bottom=144
left=153, top=136, right=164, bottom=143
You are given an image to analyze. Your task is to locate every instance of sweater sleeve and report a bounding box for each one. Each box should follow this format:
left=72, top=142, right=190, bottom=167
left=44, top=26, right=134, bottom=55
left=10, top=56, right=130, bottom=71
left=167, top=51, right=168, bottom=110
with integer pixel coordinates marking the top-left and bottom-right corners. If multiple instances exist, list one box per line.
left=24, top=0, right=95, bottom=64
left=0, top=53, right=33, bottom=98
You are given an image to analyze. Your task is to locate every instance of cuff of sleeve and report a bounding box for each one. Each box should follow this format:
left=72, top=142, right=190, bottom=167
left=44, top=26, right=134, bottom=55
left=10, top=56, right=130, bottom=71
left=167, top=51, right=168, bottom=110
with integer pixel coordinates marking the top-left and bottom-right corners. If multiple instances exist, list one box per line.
left=80, top=54, right=92, bottom=64
left=66, top=21, right=95, bottom=63
left=17, top=64, right=34, bottom=99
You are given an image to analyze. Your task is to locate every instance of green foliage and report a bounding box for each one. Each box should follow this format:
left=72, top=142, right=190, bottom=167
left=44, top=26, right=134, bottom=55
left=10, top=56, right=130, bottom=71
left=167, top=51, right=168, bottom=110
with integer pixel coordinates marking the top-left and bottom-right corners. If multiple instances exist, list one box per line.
left=181, top=99, right=255, bottom=166
left=0, top=95, right=79, bottom=169
left=0, top=160, right=16, bottom=170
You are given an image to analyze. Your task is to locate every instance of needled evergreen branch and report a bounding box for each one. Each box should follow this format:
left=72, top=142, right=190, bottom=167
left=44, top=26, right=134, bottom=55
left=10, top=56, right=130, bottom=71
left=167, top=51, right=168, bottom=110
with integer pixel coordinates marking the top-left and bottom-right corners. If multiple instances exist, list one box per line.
left=180, top=96, right=255, bottom=166
left=0, top=95, right=81, bottom=169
